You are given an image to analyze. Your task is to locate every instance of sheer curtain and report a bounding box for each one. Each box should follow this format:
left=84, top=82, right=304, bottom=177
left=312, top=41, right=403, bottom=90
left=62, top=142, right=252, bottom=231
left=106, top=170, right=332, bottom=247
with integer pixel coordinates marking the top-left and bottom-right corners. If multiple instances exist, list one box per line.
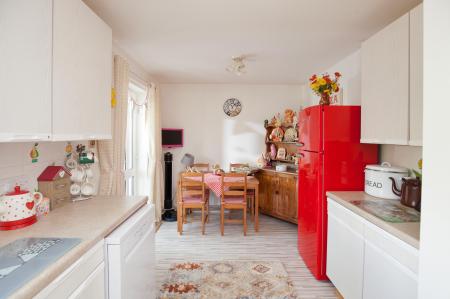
left=98, top=55, right=129, bottom=196
left=146, top=84, right=164, bottom=221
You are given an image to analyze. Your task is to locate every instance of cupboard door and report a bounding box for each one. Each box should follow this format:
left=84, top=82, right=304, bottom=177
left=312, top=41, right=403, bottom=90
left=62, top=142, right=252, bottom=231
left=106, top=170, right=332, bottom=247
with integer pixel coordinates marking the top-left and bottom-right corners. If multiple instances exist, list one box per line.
left=361, top=12, right=410, bottom=145
left=363, top=222, right=418, bottom=299
left=53, top=0, right=112, bottom=141
left=409, top=4, right=423, bottom=146
left=327, top=200, right=364, bottom=299
left=278, top=174, right=297, bottom=221
left=68, top=262, right=105, bottom=299
left=0, top=0, right=52, bottom=141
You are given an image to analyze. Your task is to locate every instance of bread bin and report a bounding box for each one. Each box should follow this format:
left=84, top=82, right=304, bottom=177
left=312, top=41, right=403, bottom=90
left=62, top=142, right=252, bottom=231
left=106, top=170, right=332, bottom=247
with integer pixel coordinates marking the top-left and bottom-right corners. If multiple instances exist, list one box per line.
left=364, top=162, right=409, bottom=199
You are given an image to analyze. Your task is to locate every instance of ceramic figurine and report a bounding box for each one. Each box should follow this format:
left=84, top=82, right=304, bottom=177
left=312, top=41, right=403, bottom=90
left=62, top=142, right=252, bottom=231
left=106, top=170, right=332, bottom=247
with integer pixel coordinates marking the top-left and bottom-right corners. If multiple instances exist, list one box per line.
left=293, top=115, right=298, bottom=129
left=264, top=119, right=269, bottom=128
left=270, top=144, right=277, bottom=160
left=284, top=109, right=295, bottom=125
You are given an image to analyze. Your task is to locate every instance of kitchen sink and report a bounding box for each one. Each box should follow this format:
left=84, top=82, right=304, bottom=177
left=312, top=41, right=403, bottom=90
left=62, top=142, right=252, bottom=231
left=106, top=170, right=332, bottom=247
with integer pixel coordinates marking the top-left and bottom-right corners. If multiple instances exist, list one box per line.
left=0, top=238, right=81, bottom=299
left=350, top=199, right=420, bottom=223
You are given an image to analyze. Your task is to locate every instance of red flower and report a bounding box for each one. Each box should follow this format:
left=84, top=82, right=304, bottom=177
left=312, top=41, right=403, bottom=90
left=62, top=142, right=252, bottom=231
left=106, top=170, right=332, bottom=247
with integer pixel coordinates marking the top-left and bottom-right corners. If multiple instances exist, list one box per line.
left=334, top=72, right=341, bottom=77
left=325, top=77, right=331, bottom=83
left=309, top=74, right=317, bottom=81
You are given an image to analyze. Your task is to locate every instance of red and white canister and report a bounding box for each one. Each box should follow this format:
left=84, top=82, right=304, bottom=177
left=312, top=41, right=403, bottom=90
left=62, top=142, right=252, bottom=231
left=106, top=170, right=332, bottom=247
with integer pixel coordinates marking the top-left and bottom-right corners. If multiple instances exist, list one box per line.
left=0, top=186, right=43, bottom=230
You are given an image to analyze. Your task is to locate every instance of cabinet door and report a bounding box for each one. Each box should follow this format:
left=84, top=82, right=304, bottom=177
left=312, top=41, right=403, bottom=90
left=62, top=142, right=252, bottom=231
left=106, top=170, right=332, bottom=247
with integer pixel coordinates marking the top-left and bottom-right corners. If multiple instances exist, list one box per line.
left=266, top=174, right=278, bottom=213
left=53, top=0, right=112, bottom=141
left=361, top=12, right=410, bottom=145
left=409, top=4, right=423, bottom=146
left=363, top=223, right=418, bottom=299
left=0, top=0, right=52, bottom=141
left=278, top=174, right=297, bottom=221
left=68, top=262, right=105, bottom=299
left=327, top=200, right=364, bottom=299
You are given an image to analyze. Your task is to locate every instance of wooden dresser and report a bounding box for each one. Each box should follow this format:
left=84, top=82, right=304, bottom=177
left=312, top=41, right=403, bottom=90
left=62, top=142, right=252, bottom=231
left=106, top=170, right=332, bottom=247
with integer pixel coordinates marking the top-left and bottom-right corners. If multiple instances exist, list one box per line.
left=255, top=168, right=298, bottom=224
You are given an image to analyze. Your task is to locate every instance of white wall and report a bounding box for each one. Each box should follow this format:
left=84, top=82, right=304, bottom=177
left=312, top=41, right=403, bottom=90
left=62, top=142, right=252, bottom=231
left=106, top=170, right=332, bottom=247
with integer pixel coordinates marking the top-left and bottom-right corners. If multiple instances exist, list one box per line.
left=418, top=0, right=450, bottom=297
left=161, top=84, right=302, bottom=201
left=301, top=49, right=423, bottom=170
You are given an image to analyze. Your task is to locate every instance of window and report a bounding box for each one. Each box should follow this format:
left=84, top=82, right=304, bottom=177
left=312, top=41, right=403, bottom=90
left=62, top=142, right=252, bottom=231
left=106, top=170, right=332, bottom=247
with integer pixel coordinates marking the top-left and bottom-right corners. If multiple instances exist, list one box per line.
left=125, top=81, right=149, bottom=196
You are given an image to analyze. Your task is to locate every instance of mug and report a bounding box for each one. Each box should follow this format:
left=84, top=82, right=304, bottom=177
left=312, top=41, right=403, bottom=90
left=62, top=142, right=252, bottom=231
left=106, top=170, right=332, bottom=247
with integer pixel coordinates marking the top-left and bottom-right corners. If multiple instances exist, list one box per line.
left=71, top=166, right=85, bottom=183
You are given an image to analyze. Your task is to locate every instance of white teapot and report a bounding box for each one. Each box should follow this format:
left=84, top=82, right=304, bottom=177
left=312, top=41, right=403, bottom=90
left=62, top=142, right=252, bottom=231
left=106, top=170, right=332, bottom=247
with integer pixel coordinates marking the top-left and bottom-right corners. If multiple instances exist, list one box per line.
left=0, top=186, right=43, bottom=230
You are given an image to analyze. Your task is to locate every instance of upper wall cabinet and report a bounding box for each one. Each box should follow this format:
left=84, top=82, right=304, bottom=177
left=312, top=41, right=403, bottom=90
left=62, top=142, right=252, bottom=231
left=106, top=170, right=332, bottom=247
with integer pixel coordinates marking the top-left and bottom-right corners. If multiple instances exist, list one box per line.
left=409, top=4, right=423, bottom=146
left=361, top=4, right=423, bottom=146
left=52, top=0, right=112, bottom=141
left=0, top=0, right=53, bottom=142
left=0, top=0, right=112, bottom=143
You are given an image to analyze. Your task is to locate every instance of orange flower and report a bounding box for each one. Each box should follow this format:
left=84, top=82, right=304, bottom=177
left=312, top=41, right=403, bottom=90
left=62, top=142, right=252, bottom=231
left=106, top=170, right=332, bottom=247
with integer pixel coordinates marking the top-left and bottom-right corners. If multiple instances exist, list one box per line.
left=309, top=74, right=317, bottom=81
left=334, top=72, right=341, bottom=77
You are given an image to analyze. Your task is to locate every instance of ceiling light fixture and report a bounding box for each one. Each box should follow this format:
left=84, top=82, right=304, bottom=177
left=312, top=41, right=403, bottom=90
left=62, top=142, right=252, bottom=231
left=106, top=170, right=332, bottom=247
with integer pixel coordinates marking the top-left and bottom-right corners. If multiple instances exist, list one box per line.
left=226, top=55, right=247, bottom=76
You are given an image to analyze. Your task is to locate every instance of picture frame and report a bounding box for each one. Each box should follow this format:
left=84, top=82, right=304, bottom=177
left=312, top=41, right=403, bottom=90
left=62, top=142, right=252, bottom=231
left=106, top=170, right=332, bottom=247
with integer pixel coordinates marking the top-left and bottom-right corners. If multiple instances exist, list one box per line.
left=276, top=147, right=286, bottom=160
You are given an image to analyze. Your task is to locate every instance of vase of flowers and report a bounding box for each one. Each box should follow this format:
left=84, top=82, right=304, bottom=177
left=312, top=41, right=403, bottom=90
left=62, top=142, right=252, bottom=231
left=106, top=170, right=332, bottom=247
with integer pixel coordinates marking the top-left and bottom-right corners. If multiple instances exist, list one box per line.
left=309, top=72, right=341, bottom=105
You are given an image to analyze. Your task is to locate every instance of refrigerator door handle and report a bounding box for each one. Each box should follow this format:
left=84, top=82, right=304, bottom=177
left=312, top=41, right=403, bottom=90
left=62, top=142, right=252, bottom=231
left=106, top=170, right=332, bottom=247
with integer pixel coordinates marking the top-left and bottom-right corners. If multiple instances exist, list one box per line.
left=298, top=142, right=305, bottom=147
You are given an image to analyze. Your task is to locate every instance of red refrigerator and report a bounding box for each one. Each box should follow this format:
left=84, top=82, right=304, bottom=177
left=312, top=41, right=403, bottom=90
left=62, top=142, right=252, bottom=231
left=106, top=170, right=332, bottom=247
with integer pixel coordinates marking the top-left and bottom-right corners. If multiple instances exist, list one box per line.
left=297, top=105, right=378, bottom=280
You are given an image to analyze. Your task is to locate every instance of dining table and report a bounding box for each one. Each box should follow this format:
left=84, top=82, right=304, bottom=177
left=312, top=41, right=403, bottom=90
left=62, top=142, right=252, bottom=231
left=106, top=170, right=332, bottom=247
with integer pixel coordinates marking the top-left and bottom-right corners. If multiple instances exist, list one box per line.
left=177, top=172, right=260, bottom=232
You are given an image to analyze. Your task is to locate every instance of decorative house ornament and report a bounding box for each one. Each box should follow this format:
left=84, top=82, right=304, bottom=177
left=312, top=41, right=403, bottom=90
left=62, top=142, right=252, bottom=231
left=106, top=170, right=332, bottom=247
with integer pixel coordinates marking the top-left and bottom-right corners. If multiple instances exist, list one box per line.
left=309, top=72, right=341, bottom=105
left=223, top=98, right=242, bottom=117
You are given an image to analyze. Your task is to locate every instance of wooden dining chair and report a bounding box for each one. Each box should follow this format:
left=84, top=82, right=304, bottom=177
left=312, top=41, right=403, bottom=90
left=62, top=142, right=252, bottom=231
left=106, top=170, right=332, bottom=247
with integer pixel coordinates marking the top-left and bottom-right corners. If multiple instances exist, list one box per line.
left=229, top=163, right=255, bottom=221
left=177, top=172, right=209, bottom=235
left=220, top=172, right=248, bottom=236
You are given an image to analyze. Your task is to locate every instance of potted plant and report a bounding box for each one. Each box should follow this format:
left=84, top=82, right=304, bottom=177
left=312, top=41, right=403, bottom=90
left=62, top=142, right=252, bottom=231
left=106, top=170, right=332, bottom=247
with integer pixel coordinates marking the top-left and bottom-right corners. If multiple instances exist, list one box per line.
left=309, top=72, right=341, bottom=105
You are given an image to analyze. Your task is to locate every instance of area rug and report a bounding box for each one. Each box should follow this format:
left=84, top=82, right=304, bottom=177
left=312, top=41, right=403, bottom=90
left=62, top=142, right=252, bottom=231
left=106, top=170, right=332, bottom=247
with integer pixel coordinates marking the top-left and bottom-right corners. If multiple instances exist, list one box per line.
left=158, top=261, right=297, bottom=299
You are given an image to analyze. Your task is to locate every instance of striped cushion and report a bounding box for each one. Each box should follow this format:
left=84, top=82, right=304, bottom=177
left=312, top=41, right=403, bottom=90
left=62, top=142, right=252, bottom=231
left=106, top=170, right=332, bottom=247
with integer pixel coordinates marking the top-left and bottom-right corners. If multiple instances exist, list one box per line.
left=182, top=196, right=205, bottom=203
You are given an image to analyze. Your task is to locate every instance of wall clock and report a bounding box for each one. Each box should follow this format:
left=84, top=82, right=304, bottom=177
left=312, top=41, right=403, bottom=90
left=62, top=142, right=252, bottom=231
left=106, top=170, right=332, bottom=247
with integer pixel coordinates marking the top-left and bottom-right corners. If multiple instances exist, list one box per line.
left=223, top=98, right=242, bottom=117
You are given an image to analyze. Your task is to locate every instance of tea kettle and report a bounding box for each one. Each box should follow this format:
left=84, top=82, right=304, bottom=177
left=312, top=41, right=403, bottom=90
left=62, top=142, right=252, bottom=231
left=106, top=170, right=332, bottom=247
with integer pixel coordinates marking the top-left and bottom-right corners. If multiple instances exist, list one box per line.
left=389, top=177, right=421, bottom=211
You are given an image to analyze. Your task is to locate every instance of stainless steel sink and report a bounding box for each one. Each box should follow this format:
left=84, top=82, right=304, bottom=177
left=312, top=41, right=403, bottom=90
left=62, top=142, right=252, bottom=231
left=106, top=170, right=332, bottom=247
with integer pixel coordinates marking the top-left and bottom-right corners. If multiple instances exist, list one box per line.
left=0, top=238, right=81, bottom=299
left=350, top=199, right=420, bottom=223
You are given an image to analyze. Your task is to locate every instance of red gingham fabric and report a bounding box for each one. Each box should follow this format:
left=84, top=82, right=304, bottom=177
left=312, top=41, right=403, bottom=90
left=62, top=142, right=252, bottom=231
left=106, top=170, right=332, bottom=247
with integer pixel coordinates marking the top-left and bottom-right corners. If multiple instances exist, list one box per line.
left=187, top=173, right=246, bottom=198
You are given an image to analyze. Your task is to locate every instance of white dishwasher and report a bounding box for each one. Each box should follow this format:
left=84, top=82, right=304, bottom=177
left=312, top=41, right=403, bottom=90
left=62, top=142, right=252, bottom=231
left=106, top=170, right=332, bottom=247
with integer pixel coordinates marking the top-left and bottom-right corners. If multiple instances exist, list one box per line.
left=105, top=203, right=155, bottom=299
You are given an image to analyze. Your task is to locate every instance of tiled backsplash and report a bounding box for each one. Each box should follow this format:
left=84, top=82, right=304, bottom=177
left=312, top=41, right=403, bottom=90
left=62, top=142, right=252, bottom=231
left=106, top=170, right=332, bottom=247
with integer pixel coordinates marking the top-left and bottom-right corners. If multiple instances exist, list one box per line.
left=0, top=141, right=99, bottom=194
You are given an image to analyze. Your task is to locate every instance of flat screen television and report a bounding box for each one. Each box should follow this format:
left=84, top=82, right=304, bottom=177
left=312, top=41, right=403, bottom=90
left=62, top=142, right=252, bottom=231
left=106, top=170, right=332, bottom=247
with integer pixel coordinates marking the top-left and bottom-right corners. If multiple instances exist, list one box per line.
left=162, top=128, right=183, bottom=148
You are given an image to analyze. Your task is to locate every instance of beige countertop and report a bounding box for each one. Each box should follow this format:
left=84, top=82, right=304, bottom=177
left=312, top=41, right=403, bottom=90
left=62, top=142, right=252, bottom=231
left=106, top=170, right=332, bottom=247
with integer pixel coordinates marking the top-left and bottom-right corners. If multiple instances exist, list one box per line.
left=0, top=195, right=148, bottom=299
left=326, top=191, right=420, bottom=249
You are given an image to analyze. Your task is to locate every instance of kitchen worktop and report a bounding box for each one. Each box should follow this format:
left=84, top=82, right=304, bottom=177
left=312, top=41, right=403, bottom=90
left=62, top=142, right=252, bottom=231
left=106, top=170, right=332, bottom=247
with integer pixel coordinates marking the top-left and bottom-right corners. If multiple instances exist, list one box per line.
left=0, top=196, right=148, bottom=299
left=327, top=191, right=420, bottom=249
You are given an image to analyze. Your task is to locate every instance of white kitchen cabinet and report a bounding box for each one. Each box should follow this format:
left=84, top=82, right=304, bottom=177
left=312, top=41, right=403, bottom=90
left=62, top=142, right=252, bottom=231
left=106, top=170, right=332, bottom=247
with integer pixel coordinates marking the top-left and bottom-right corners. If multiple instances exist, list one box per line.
left=409, top=4, right=423, bottom=146
left=326, top=198, right=419, bottom=299
left=52, top=0, right=112, bottom=141
left=0, top=0, right=52, bottom=142
left=35, top=240, right=105, bottom=299
left=363, top=222, right=419, bottom=299
left=0, top=0, right=112, bottom=143
left=69, top=263, right=105, bottom=299
left=327, top=200, right=365, bottom=299
left=361, top=12, right=410, bottom=145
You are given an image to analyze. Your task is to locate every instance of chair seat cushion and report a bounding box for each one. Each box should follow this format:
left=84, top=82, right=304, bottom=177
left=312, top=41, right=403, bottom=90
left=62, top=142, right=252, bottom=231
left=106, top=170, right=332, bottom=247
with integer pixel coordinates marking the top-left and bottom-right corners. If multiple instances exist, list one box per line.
left=223, top=197, right=246, bottom=204
left=182, top=196, right=205, bottom=203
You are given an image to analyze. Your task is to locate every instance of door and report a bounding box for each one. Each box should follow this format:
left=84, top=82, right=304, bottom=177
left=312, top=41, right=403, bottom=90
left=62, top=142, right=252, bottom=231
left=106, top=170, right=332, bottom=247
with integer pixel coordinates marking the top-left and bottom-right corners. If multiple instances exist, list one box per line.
left=68, top=262, right=105, bottom=299
left=361, top=12, right=409, bottom=144
left=327, top=200, right=364, bottom=299
left=298, top=106, right=322, bottom=152
left=0, top=0, right=52, bottom=141
left=278, top=174, right=297, bottom=221
left=409, top=4, right=423, bottom=146
left=363, top=241, right=418, bottom=299
left=52, top=0, right=112, bottom=140
left=297, top=150, right=325, bottom=279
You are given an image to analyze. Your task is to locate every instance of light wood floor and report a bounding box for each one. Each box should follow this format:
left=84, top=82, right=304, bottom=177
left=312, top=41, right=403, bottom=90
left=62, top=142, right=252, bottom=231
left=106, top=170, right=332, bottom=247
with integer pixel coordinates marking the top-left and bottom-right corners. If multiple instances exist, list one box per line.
left=155, top=209, right=337, bottom=299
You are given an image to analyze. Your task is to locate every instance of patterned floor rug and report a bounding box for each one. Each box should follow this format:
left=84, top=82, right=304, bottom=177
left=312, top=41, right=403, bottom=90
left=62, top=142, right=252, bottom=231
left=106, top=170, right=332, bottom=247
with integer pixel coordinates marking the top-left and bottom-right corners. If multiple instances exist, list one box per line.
left=158, top=261, right=297, bottom=299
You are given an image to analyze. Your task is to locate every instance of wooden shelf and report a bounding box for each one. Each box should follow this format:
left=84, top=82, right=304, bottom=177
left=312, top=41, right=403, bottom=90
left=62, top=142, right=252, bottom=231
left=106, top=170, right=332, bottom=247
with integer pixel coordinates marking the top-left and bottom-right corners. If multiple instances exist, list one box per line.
left=271, top=158, right=296, bottom=164
left=266, top=141, right=299, bottom=145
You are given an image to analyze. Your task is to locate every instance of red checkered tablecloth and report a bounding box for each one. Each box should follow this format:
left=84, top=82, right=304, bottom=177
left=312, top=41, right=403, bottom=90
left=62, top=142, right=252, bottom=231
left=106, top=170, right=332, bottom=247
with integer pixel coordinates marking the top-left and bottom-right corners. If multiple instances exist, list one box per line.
left=187, top=173, right=245, bottom=198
